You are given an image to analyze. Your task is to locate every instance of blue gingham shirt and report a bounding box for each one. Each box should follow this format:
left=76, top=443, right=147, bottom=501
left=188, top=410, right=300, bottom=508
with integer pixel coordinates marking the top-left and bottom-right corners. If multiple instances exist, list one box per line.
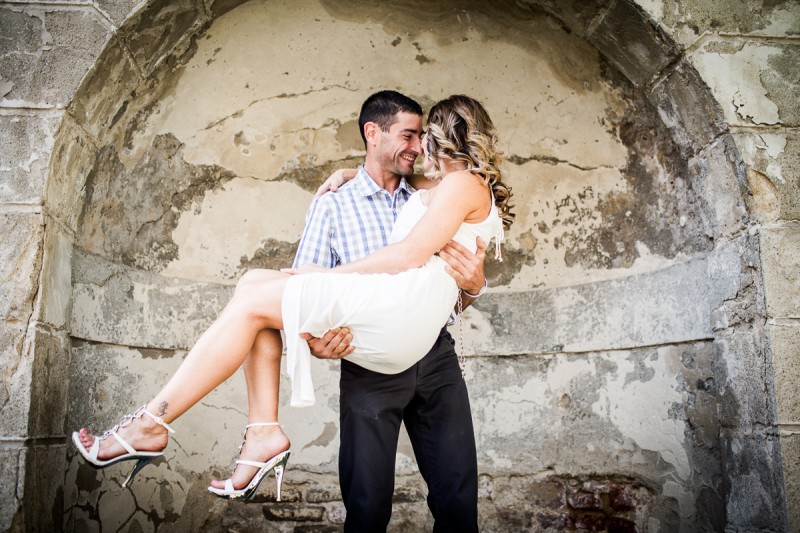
left=293, top=166, right=415, bottom=268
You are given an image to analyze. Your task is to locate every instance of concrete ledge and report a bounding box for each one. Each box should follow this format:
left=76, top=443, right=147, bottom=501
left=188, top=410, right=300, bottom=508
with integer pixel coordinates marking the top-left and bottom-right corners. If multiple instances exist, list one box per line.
left=70, top=249, right=232, bottom=350
left=468, top=257, right=712, bottom=356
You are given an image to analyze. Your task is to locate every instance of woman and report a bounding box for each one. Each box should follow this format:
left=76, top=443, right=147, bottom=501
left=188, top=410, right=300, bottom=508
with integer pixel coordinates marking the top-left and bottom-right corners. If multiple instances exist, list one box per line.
left=73, top=95, right=514, bottom=502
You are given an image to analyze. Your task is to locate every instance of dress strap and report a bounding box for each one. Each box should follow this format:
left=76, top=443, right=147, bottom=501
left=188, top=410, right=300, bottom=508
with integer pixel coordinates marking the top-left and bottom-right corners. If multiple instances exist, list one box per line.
left=494, top=227, right=504, bottom=262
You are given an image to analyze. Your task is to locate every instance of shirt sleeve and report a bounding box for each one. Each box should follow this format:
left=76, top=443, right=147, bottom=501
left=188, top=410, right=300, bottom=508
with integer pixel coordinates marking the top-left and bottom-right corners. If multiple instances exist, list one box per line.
left=293, top=196, right=338, bottom=268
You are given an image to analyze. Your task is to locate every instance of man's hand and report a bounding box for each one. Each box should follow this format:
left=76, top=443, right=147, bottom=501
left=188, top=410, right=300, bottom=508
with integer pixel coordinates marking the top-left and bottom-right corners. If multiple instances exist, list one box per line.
left=439, top=237, right=487, bottom=295
left=302, top=327, right=354, bottom=360
left=315, top=168, right=357, bottom=197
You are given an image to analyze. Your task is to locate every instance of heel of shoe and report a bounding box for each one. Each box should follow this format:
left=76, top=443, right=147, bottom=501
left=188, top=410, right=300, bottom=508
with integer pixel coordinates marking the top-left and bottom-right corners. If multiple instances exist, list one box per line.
left=122, top=457, right=154, bottom=488
left=273, top=452, right=290, bottom=502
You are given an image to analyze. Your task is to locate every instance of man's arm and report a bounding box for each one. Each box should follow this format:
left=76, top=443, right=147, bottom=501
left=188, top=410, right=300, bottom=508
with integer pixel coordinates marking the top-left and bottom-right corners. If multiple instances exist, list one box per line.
left=439, top=237, right=488, bottom=312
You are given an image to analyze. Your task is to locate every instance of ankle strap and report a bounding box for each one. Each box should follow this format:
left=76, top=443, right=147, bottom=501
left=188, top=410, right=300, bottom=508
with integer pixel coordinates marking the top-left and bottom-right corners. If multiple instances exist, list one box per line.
left=246, top=422, right=279, bottom=428
left=141, top=407, right=176, bottom=433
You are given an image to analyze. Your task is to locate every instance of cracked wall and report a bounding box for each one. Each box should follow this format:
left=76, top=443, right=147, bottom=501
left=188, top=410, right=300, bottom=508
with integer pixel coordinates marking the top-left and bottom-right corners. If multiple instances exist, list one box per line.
left=61, top=0, right=725, bottom=530
left=1, top=0, right=798, bottom=531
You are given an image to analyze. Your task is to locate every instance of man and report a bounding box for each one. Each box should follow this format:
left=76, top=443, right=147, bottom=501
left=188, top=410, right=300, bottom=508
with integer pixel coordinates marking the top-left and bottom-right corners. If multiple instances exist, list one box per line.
left=288, top=90, right=486, bottom=531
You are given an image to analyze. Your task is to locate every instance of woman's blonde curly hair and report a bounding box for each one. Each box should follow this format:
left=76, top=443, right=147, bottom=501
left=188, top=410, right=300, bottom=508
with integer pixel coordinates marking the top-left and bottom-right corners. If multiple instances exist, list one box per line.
left=425, top=95, right=515, bottom=231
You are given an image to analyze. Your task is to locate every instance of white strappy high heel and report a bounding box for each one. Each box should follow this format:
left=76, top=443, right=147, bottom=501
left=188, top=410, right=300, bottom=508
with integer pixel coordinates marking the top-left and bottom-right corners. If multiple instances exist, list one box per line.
left=71, top=405, right=176, bottom=487
left=207, top=422, right=291, bottom=501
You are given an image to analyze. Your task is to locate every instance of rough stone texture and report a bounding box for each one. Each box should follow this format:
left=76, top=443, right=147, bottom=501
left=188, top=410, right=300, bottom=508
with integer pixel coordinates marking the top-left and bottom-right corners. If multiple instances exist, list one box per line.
left=690, top=40, right=800, bottom=128
left=517, top=0, right=612, bottom=37
left=588, top=0, right=679, bottom=87
left=760, top=225, right=800, bottom=319
left=0, top=6, right=111, bottom=108
left=0, top=111, right=62, bottom=204
left=70, top=249, right=233, bottom=350
left=22, top=443, right=67, bottom=532
left=687, top=136, right=750, bottom=240
left=781, top=433, right=800, bottom=533
left=0, top=212, right=45, bottom=323
left=719, top=427, right=787, bottom=531
left=27, top=325, right=71, bottom=437
left=0, top=0, right=796, bottom=530
left=735, top=132, right=800, bottom=222
left=0, top=447, right=23, bottom=530
left=469, top=258, right=711, bottom=355
left=67, top=35, right=141, bottom=144
left=32, top=220, right=73, bottom=329
left=638, top=0, right=800, bottom=47
left=469, top=343, right=721, bottom=525
left=770, top=323, right=800, bottom=424
left=116, top=0, right=206, bottom=76
left=648, top=60, right=729, bottom=160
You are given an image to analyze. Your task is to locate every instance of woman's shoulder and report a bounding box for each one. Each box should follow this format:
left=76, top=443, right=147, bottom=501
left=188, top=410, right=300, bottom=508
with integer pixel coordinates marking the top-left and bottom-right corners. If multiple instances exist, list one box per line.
left=440, top=170, right=487, bottom=193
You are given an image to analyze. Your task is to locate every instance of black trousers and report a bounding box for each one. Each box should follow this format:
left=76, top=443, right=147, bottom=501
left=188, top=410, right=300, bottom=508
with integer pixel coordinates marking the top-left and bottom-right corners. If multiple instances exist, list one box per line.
left=339, top=328, right=479, bottom=533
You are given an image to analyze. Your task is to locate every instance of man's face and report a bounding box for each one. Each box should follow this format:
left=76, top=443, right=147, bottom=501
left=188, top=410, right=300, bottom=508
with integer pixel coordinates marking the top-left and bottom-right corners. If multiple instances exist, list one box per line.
left=375, top=112, right=423, bottom=177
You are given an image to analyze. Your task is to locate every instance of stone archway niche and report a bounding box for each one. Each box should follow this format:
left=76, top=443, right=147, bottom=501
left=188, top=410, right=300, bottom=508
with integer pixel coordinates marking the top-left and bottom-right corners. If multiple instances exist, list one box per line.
left=26, top=0, right=775, bottom=530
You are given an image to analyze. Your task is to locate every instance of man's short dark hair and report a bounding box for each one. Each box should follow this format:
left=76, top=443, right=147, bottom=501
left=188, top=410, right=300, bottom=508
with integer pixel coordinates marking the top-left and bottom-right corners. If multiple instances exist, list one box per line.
left=358, top=90, right=423, bottom=147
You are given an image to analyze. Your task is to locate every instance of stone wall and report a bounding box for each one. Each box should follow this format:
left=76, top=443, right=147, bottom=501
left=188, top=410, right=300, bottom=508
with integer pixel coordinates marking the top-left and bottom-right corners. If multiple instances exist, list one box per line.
left=1, top=0, right=797, bottom=531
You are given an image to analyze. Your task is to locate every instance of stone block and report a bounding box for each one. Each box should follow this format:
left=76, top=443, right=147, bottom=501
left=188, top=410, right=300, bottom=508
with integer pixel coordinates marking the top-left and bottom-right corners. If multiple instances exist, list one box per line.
left=588, top=0, right=679, bottom=87
left=648, top=61, right=728, bottom=159
left=0, top=6, right=111, bottom=108
left=0, top=212, right=44, bottom=323
left=719, top=427, right=787, bottom=532
left=781, top=433, right=800, bottom=533
left=517, top=0, right=611, bottom=37
left=69, top=249, right=232, bottom=349
left=468, top=257, right=710, bottom=356
left=32, top=221, right=73, bottom=329
left=28, top=326, right=71, bottom=438
left=305, top=487, right=342, bottom=503
left=690, top=40, right=800, bottom=128
left=706, top=234, right=757, bottom=331
left=714, top=327, right=776, bottom=428
left=22, top=443, right=67, bottom=532
left=262, top=504, right=325, bottom=521
left=0, top=447, right=23, bottom=531
left=469, top=342, right=714, bottom=502
left=760, top=226, right=800, bottom=318
left=769, top=323, right=800, bottom=424
left=687, top=136, right=749, bottom=240
left=0, top=111, right=62, bottom=204
left=644, top=0, right=800, bottom=48
left=0, top=322, right=32, bottom=438
left=44, top=116, right=97, bottom=231
left=68, top=36, right=141, bottom=144
left=204, top=0, right=250, bottom=19
left=734, top=132, right=800, bottom=222
left=117, top=0, right=204, bottom=76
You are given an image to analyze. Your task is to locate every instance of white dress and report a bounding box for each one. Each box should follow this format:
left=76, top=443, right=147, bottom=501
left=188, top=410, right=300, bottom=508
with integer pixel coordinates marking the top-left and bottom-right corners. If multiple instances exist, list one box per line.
left=282, top=190, right=504, bottom=407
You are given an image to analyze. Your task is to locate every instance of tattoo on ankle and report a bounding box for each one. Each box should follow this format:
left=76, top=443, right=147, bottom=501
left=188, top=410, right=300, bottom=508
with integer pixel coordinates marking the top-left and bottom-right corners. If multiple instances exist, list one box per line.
left=157, top=401, right=168, bottom=417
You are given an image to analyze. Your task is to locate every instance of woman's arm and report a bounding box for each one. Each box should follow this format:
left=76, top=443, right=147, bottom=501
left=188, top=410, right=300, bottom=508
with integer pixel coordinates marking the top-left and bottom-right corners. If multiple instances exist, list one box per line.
left=315, top=169, right=436, bottom=197
left=407, top=173, right=437, bottom=190
left=315, top=168, right=357, bottom=196
left=332, top=172, right=485, bottom=275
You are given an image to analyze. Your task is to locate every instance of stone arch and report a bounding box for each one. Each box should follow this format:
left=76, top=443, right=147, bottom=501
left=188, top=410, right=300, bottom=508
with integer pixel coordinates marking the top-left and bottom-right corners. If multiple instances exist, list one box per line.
left=5, top=0, right=789, bottom=530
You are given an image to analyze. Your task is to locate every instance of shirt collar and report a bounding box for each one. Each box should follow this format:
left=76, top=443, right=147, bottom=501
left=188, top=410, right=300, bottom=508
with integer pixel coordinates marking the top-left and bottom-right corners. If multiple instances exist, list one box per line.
left=355, top=165, right=414, bottom=197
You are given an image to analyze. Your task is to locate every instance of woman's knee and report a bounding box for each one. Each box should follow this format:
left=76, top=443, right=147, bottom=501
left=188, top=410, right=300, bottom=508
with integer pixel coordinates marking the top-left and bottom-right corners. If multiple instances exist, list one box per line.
left=235, top=269, right=278, bottom=294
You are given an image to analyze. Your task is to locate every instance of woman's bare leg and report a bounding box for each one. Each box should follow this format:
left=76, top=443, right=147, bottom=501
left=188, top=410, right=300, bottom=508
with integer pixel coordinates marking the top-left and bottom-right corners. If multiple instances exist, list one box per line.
left=76, top=269, right=290, bottom=463
left=208, top=329, right=290, bottom=490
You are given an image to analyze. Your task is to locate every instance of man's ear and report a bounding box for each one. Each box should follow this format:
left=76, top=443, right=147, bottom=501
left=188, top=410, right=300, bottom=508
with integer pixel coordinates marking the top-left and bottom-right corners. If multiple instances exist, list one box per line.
left=363, top=122, right=381, bottom=147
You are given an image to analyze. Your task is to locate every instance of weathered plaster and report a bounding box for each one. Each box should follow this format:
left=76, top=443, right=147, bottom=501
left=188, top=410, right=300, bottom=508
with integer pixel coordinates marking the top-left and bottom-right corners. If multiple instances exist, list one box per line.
left=0, top=0, right=793, bottom=529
